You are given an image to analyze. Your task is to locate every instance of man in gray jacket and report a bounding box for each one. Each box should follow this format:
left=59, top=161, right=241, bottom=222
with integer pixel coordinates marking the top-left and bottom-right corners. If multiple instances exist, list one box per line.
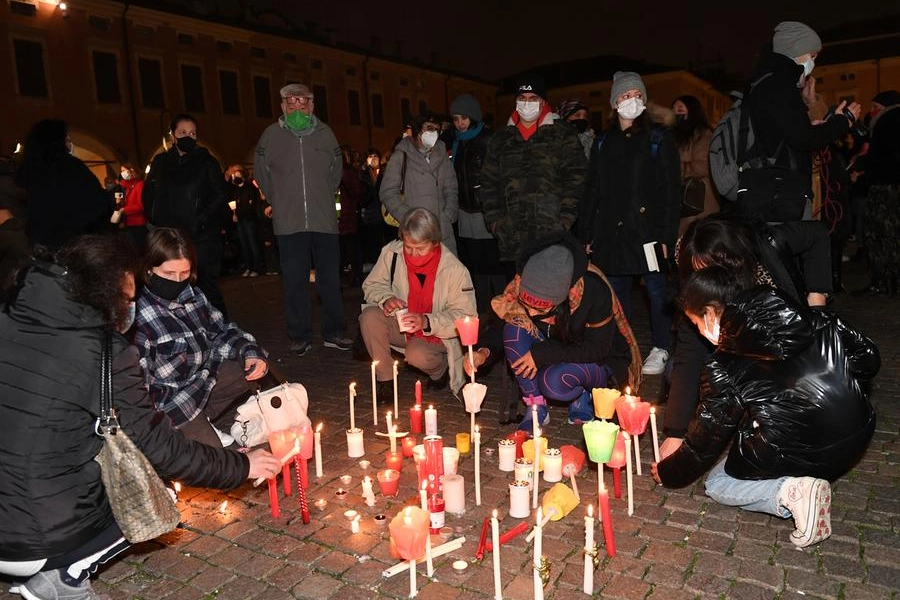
left=255, top=83, right=351, bottom=356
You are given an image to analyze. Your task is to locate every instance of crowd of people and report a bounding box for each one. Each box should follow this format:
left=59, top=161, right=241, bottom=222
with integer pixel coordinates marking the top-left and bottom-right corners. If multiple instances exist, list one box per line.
left=0, top=18, right=893, bottom=599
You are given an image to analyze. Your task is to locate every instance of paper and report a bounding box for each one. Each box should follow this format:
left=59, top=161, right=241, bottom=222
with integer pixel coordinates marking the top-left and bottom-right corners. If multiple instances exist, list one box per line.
left=643, top=242, right=659, bottom=272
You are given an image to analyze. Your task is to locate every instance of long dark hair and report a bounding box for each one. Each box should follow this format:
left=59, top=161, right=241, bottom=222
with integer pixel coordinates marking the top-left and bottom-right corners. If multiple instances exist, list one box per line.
left=17, top=119, right=70, bottom=188
left=677, top=215, right=759, bottom=289
left=143, top=227, right=197, bottom=283
left=679, top=265, right=745, bottom=318
left=672, top=95, right=712, bottom=148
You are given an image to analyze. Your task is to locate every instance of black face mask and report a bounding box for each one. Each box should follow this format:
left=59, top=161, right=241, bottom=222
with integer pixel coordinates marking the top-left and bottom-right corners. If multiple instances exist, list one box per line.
left=147, top=273, right=190, bottom=301
left=233, top=177, right=244, bottom=186
left=569, top=118, right=590, bottom=134
left=175, top=136, right=197, bottom=153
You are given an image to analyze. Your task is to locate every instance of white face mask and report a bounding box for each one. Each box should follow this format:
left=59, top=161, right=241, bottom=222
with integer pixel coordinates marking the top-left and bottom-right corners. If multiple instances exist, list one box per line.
left=701, top=314, right=721, bottom=345
left=420, top=131, right=439, bottom=149
left=617, top=97, right=646, bottom=120
left=120, top=171, right=131, bottom=181
left=802, top=57, right=815, bottom=77
left=516, top=100, right=542, bottom=122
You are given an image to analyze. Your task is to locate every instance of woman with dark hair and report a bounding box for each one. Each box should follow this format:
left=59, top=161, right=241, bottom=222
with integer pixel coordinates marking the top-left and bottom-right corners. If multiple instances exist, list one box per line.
left=359, top=147, right=386, bottom=264
left=672, top=95, right=720, bottom=236
left=142, top=113, right=228, bottom=315
left=118, top=163, right=147, bottom=249
left=18, top=119, right=112, bottom=249
left=0, top=234, right=279, bottom=600
left=135, top=228, right=271, bottom=448
left=227, top=165, right=265, bottom=277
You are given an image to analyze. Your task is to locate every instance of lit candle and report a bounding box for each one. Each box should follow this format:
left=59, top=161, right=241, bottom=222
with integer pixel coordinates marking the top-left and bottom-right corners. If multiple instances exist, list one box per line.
left=509, top=480, right=531, bottom=518
left=386, top=411, right=395, bottom=452
left=650, top=406, right=660, bottom=464
left=599, top=482, right=616, bottom=557
left=498, top=439, right=516, bottom=472
left=392, top=360, right=399, bottom=417
left=402, top=435, right=417, bottom=458
left=443, top=473, right=465, bottom=515
left=371, top=361, right=379, bottom=426
left=410, top=404, right=423, bottom=434
left=624, top=433, right=634, bottom=516
left=420, top=480, right=428, bottom=511
left=314, top=423, right=323, bottom=478
left=534, top=506, right=544, bottom=600
left=491, top=509, right=502, bottom=600
left=454, top=315, right=480, bottom=346
left=532, top=417, right=541, bottom=509
left=583, top=503, right=594, bottom=594
left=474, top=426, right=481, bottom=506
left=385, top=450, right=403, bottom=472
left=541, top=448, right=562, bottom=483
left=349, top=382, right=357, bottom=431
left=424, top=405, right=437, bottom=436
left=415, top=379, right=422, bottom=405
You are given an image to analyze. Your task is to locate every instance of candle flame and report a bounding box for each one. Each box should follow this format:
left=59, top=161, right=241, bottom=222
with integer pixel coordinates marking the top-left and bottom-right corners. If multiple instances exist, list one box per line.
left=587, top=504, right=593, bottom=517
left=625, top=386, right=631, bottom=395
left=650, top=406, right=656, bottom=414
left=475, top=425, right=479, bottom=433
left=173, top=482, right=182, bottom=493
left=372, top=360, right=379, bottom=367
left=218, top=500, right=228, bottom=513
left=429, top=404, right=434, bottom=410
left=350, top=382, right=356, bottom=394
left=492, top=508, right=498, bottom=518
left=316, top=422, right=323, bottom=433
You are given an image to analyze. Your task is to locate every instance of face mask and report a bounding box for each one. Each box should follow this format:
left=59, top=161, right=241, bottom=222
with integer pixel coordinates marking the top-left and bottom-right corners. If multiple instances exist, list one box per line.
left=120, top=171, right=131, bottom=181
left=802, top=57, right=815, bottom=77
left=175, top=136, right=197, bottom=153
left=570, top=119, right=589, bottom=134
left=701, top=314, right=721, bottom=345
left=119, top=301, right=136, bottom=333
left=616, top=97, right=646, bottom=120
left=516, top=100, right=541, bottom=122
left=420, top=131, right=439, bottom=149
left=285, top=110, right=311, bottom=131
left=675, top=114, right=687, bottom=125
left=147, top=273, right=190, bottom=302
left=233, top=177, right=244, bottom=186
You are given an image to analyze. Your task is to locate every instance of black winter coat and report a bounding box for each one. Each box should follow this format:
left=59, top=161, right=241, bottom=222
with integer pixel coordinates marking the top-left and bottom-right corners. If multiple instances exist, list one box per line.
left=143, top=146, right=226, bottom=240
left=657, top=287, right=878, bottom=488
left=0, top=264, right=248, bottom=560
left=453, top=126, right=492, bottom=213
left=864, top=105, right=900, bottom=185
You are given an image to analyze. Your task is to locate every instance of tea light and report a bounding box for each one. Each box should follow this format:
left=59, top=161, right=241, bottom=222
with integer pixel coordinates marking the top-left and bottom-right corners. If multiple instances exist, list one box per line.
left=344, top=509, right=358, bottom=520
left=346, top=428, right=365, bottom=458
left=314, top=498, right=328, bottom=511
left=374, top=513, right=387, bottom=526
left=335, top=488, right=348, bottom=500
left=452, top=560, right=468, bottom=572
left=542, top=448, right=563, bottom=483
left=456, top=432, right=471, bottom=455
left=359, top=459, right=371, bottom=470
left=498, top=439, right=516, bottom=471
left=509, top=480, right=531, bottom=518
left=386, top=451, right=404, bottom=472
left=443, top=473, right=466, bottom=516
left=340, top=474, right=353, bottom=486
left=402, top=436, right=417, bottom=458
left=443, top=447, right=460, bottom=475
left=514, top=457, right=534, bottom=484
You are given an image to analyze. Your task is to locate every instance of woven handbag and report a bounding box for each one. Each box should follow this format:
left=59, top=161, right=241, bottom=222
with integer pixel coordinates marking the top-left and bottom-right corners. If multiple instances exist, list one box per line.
left=94, top=329, right=180, bottom=543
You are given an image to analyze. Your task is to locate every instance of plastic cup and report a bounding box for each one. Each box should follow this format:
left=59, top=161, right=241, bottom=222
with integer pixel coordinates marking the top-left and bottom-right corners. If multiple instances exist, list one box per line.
left=376, top=469, right=401, bottom=497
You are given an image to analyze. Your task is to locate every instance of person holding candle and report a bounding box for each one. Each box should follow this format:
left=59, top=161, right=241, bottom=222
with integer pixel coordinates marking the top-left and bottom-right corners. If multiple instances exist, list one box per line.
left=359, top=208, right=476, bottom=398
left=653, top=265, right=879, bottom=548
left=0, top=234, right=281, bottom=600
left=478, top=234, right=641, bottom=432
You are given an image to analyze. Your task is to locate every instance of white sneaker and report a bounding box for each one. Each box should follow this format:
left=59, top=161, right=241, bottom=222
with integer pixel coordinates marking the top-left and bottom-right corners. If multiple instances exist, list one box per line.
left=779, top=476, right=832, bottom=548
left=641, top=347, right=669, bottom=375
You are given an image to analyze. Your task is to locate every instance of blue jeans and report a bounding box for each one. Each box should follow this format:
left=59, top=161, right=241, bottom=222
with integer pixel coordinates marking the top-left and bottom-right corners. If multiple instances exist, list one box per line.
left=277, top=231, right=344, bottom=342
left=704, top=458, right=790, bottom=518
left=607, top=272, right=672, bottom=350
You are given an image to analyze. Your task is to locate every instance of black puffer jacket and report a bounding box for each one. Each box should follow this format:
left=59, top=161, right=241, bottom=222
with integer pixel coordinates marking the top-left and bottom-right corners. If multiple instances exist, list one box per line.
left=657, top=287, right=878, bottom=488
left=0, top=264, right=248, bottom=560
left=453, top=125, right=492, bottom=213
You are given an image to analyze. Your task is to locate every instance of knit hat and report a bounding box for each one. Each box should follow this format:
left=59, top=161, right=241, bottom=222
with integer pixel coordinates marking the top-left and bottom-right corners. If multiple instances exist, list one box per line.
left=280, top=83, right=313, bottom=99
left=610, top=71, right=647, bottom=108
left=872, top=90, right=900, bottom=108
left=450, top=93, right=483, bottom=122
left=772, top=21, right=821, bottom=59
left=556, top=99, right=589, bottom=121
left=519, top=245, right=574, bottom=309
left=515, top=73, right=547, bottom=100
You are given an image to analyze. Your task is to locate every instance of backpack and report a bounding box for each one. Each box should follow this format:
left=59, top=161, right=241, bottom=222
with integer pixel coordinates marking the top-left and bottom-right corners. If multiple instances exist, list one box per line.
left=593, top=125, right=665, bottom=159
left=708, top=73, right=773, bottom=201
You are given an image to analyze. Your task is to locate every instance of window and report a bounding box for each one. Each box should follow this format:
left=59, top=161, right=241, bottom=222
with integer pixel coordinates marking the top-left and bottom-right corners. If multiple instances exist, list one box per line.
left=313, top=84, right=328, bottom=122
left=92, top=50, right=121, bottom=104
left=371, top=93, right=384, bottom=127
left=418, top=100, right=427, bottom=116
left=180, top=64, right=205, bottom=112
left=400, top=98, right=412, bottom=122
left=10, top=1, right=37, bottom=17
left=399, top=77, right=409, bottom=87
left=177, top=33, right=195, bottom=46
left=311, top=59, right=323, bottom=70
left=89, top=16, right=111, bottom=31
left=253, top=75, right=272, bottom=118
left=217, top=41, right=232, bottom=53
left=251, top=46, right=266, bottom=59
left=138, top=57, right=164, bottom=109
left=346, top=66, right=357, bottom=77
left=284, top=52, right=297, bottom=62
left=348, top=90, right=361, bottom=126
left=12, top=39, right=48, bottom=98
left=219, top=70, right=240, bottom=115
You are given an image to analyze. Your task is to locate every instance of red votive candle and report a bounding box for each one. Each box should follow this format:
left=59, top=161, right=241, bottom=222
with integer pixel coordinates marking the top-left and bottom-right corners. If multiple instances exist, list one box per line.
left=385, top=451, right=404, bottom=472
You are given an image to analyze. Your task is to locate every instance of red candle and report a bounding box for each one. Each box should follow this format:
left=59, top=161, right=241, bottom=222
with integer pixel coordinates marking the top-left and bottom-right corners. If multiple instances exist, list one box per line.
left=282, top=463, right=292, bottom=496
left=296, top=457, right=310, bottom=524
left=614, top=393, right=651, bottom=436
left=454, top=315, right=480, bottom=346
left=386, top=451, right=404, bottom=472
left=613, top=468, right=622, bottom=499
left=507, top=430, right=528, bottom=460
left=377, top=469, right=401, bottom=497
left=299, top=457, right=309, bottom=490
left=402, top=436, right=417, bottom=458
left=268, top=477, right=280, bottom=518
left=475, top=517, right=490, bottom=560
left=415, top=380, right=422, bottom=406
left=485, top=520, right=530, bottom=551
left=599, top=483, right=616, bottom=557
left=409, top=404, right=423, bottom=434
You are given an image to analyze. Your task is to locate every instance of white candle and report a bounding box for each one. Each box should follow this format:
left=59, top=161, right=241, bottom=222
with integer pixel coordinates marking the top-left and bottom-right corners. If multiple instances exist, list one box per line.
left=650, top=406, right=661, bottom=463
left=425, top=533, right=433, bottom=577
left=392, top=360, right=399, bottom=418
left=498, top=439, right=516, bottom=472
left=474, top=426, right=481, bottom=506
left=443, top=473, right=465, bottom=515
left=386, top=411, right=395, bottom=453
left=351, top=514, right=360, bottom=533
left=314, top=423, right=323, bottom=478
left=491, top=510, right=502, bottom=600
left=346, top=428, right=365, bottom=458
left=349, top=382, right=357, bottom=431
left=362, top=476, right=374, bottom=503
left=542, top=448, right=562, bottom=483
left=420, top=480, right=428, bottom=511
left=583, top=504, right=594, bottom=594
left=634, top=431, right=643, bottom=476
left=534, top=506, right=544, bottom=600
left=409, top=558, right=417, bottom=598
left=532, top=420, right=540, bottom=509
left=508, top=480, right=531, bottom=518
left=390, top=425, right=399, bottom=454
left=424, top=405, right=437, bottom=436
left=624, top=433, right=634, bottom=516
left=371, top=361, right=379, bottom=426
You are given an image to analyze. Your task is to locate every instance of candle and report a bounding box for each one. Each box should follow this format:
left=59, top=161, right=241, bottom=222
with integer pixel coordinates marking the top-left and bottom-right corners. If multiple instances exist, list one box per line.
left=390, top=425, right=398, bottom=454
left=377, top=468, right=401, bottom=497
left=532, top=418, right=541, bottom=509
left=420, top=481, right=428, bottom=511
left=386, top=411, right=394, bottom=451
left=599, top=482, right=616, bottom=557
left=385, top=451, right=403, bottom=472
left=297, top=463, right=310, bottom=525
left=650, top=406, right=661, bottom=464
left=371, top=361, right=379, bottom=426
left=591, top=387, right=618, bottom=420
left=584, top=504, right=595, bottom=594
left=267, top=477, right=280, bottom=518
left=351, top=514, right=361, bottom=533
left=349, top=382, right=357, bottom=431
left=402, top=435, right=417, bottom=458
left=442, top=447, right=460, bottom=475
left=474, top=426, right=481, bottom=506
left=514, top=457, right=533, bottom=484
left=455, top=432, right=471, bottom=455
left=415, top=379, right=422, bottom=405
left=382, top=536, right=466, bottom=578
left=542, top=448, right=562, bottom=483
left=410, top=404, right=423, bottom=434
left=509, top=479, right=531, bottom=518
left=498, top=439, right=516, bottom=472
left=454, top=315, right=479, bottom=346
left=491, top=510, right=502, bottom=600
left=443, top=473, right=465, bottom=515
left=346, top=427, right=365, bottom=458
left=388, top=507, right=429, bottom=599
left=282, top=462, right=292, bottom=497
left=362, top=476, right=375, bottom=506
left=424, top=405, right=437, bottom=436
left=475, top=517, right=490, bottom=560
left=314, top=423, right=323, bottom=478
left=634, top=429, right=643, bottom=476
left=485, top=520, right=530, bottom=551
left=581, top=420, right=620, bottom=464
left=533, top=506, right=544, bottom=600
left=392, top=360, right=399, bottom=417
left=427, top=494, right=445, bottom=534
left=425, top=532, right=433, bottom=577
left=422, top=435, right=444, bottom=496
left=624, top=433, right=634, bottom=516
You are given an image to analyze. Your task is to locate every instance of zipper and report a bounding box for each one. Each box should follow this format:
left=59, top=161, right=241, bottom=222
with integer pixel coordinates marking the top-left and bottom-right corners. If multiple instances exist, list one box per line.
left=299, top=136, right=308, bottom=230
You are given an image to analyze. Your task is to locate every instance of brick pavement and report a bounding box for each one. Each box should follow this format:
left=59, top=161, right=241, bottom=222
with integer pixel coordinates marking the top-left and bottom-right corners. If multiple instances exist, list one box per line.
left=2, top=266, right=898, bottom=600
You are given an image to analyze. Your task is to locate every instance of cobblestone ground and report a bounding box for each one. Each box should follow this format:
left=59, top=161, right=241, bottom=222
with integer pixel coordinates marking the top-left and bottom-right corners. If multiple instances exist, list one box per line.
left=3, top=262, right=898, bottom=600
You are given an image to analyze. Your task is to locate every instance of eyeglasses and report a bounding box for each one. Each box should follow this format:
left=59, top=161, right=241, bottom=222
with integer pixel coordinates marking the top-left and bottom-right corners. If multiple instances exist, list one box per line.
left=282, top=96, right=312, bottom=107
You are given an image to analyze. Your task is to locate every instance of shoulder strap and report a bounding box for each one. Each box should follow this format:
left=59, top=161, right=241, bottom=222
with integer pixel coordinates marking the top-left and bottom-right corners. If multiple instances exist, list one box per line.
left=97, top=328, right=119, bottom=435
left=399, top=151, right=408, bottom=195
left=594, top=132, right=607, bottom=154
left=649, top=126, right=665, bottom=159
left=737, top=72, right=774, bottom=165
left=390, top=251, right=398, bottom=285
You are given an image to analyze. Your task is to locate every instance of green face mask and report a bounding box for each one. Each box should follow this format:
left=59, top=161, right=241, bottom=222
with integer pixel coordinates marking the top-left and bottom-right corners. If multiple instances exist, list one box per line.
left=285, top=110, right=311, bottom=131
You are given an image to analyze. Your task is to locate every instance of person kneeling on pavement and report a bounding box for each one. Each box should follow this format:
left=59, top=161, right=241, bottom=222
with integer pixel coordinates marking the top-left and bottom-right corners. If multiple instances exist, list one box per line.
left=477, top=234, right=640, bottom=432
left=652, top=265, right=878, bottom=548
left=359, top=207, right=476, bottom=398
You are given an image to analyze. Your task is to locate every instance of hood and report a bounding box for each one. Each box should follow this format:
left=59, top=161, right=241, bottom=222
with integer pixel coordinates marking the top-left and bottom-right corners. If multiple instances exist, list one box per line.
left=393, top=137, right=448, bottom=169
left=277, top=114, right=326, bottom=137
left=646, top=101, right=676, bottom=128
left=717, top=286, right=813, bottom=360
left=5, top=262, right=106, bottom=331
left=515, top=232, right=588, bottom=287
left=754, top=51, right=804, bottom=84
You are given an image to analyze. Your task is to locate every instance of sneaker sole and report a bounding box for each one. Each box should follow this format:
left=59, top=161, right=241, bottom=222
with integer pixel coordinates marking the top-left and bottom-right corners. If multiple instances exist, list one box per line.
left=791, top=479, right=832, bottom=547
left=641, top=364, right=666, bottom=375
left=291, top=346, right=312, bottom=357
left=323, top=342, right=351, bottom=351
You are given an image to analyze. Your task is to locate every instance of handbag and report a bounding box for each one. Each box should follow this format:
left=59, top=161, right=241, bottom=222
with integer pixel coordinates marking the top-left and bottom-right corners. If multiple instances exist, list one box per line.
left=94, top=329, right=180, bottom=543
left=381, top=151, right=407, bottom=228
left=230, top=382, right=311, bottom=448
left=680, top=177, right=706, bottom=217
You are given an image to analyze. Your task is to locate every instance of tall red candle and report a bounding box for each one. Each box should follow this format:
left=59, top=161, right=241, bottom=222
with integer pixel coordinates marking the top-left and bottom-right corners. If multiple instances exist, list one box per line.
left=296, top=458, right=310, bottom=524
left=268, top=477, right=280, bottom=518
left=599, top=483, right=616, bottom=557
left=475, top=517, right=490, bottom=560
left=409, top=404, right=423, bottom=434
left=282, top=463, right=292, bottom=496
left=613, top=468, right=622, bottom=499
left=299, top=457, right=309, bottom=490
left=485, top=520, right=530, bottom=551
left=415, top=380, right=422, bottom=405
left=507, top=430, right=528, bottom=460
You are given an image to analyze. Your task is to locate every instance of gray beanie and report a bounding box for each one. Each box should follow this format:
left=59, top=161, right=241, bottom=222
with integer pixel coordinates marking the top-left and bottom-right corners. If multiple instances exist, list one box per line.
left=450, top=93, right=483, bottom=122
left=519, top=245, right=574, bottom=309
left=610, top=71, right=647, bottom=108
left=772, top=21, right=821, bottom=59
left=280, top=83, right=313, bottom=99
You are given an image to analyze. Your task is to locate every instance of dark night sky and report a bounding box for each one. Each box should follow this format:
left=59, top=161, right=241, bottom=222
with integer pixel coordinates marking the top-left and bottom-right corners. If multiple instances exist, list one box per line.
left=276, top=1, right=900, bottom=81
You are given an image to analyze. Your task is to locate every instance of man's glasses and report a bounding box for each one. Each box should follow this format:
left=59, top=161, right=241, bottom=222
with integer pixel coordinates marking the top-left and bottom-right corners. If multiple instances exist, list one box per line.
left=282, top=96, right=312, bottom=107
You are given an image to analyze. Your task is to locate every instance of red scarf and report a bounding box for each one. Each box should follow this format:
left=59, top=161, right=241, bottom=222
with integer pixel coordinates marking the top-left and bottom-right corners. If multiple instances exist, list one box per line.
left=510, top=103, right=553, bottom=141
left=404, top=245, right=442, bottom=344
